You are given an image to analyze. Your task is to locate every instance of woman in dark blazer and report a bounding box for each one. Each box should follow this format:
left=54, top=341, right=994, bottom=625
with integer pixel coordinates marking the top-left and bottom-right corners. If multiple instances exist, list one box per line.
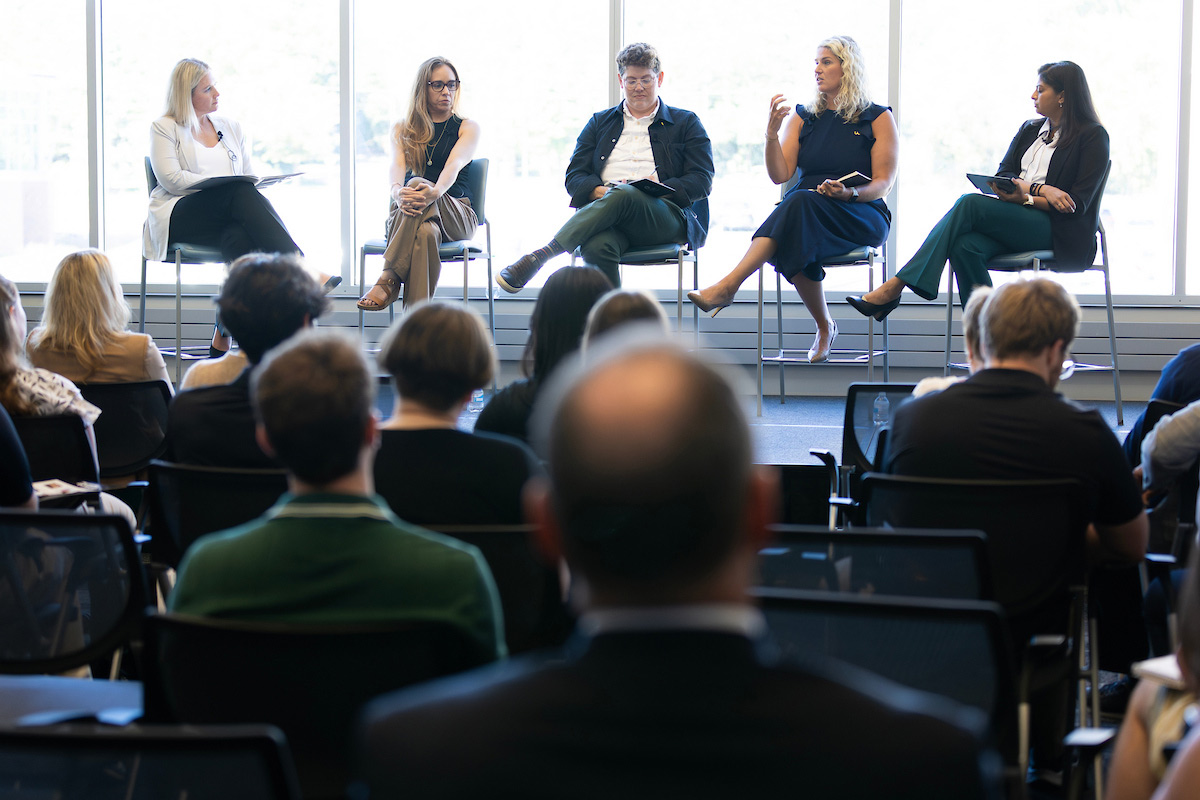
left=847, top=60, right=1109, bottom=317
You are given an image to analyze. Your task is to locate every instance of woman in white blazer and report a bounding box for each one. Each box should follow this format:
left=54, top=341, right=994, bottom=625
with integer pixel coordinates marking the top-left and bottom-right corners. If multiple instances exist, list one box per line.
left=144, top=58, right=317, bottom=356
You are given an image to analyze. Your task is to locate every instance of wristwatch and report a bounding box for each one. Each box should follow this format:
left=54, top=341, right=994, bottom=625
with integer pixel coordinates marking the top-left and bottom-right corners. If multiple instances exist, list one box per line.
left=849, top=187, right=859, bottom=202
left=1023, top=194, right=1035, bottom=207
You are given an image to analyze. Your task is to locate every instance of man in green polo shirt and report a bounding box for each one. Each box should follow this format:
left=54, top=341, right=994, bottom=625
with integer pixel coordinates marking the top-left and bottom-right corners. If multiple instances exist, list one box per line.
left=169, top=328, right=506, bottom=659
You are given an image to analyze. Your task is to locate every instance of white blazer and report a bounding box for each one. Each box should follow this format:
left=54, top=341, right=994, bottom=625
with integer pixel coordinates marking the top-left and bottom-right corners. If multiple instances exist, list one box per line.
left=142, top=114, right=253, bottom=261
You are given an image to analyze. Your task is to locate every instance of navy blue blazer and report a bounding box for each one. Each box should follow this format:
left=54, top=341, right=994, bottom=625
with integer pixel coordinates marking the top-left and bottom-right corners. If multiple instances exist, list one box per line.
left=996, top=120, right=1110, bottom=270
left=565, top=102, right=714, bottom=249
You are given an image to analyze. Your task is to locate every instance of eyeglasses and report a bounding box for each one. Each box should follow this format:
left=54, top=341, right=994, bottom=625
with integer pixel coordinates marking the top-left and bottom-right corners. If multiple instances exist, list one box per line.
left=427, top=80, right=460, bottom=93
left=622, top=77, right=658, bottom=89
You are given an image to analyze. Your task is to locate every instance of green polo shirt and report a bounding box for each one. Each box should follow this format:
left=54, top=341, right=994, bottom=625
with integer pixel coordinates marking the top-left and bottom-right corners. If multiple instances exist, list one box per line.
left=169, top=492, right=506, bottom=658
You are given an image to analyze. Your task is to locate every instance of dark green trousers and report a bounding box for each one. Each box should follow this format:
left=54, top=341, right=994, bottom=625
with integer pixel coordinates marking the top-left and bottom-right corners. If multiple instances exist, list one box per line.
left=896, top=193, right=1052, bottom=305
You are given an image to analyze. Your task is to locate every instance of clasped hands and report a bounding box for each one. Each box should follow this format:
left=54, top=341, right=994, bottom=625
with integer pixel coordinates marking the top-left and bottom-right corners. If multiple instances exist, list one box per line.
left=993, top=177, right=1077, bottom=213
left=397, top=182, right=438, bottom=216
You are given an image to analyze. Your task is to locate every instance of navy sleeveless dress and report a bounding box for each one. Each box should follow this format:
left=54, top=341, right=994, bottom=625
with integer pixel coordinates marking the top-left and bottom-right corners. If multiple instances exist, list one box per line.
left=755, top=102, right=891, bottom=282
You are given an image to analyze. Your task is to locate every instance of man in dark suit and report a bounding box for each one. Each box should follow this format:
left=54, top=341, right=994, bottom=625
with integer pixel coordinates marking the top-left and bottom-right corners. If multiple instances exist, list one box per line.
left=358, top=335, right=998, bottom=799
left=163, top=252, right=328, bottom=468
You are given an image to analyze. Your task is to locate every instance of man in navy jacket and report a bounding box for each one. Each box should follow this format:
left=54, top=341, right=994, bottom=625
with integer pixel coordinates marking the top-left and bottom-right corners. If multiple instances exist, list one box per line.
left=497, top=42, right=713, bottom=291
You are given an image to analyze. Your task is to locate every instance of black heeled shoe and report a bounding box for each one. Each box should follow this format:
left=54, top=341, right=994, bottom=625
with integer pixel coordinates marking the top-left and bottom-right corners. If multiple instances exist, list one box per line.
left=845, top=294, right=901, bottom=321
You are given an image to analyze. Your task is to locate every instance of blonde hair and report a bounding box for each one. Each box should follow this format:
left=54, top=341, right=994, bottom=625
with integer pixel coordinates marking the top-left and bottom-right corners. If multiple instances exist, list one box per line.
left=807, top=36, right=873, bottom=123
left=395, top=57, right=463, bottom=174
left=0, top=275, right=35, bottom=416
left=164, top=58, right=212, bottom=133
left=28, top=250, right=132, bottom=377
left=961, top=285, right=992, bottom=362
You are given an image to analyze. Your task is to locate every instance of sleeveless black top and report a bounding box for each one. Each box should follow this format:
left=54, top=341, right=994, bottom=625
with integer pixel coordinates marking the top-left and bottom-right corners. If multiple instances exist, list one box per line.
left=405, top=115, right=474, bottom=205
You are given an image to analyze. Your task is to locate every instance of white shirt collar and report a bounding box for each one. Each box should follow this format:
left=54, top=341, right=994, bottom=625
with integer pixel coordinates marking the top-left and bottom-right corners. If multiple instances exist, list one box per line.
left=622, top=99, right=660, bottom=122
left=579, top=603, right=766, bottom=638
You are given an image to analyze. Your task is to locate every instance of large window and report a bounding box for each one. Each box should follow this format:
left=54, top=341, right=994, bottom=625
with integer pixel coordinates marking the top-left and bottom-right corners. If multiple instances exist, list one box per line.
left=0, top=6, right=89, bottom=283
left=354, top=0, right=608, bottom=292
left=899, top=0, right=1180, bottom=296
left=624, top=2, right=890, bottom=292
left=6, top=2, right=1196, bottom=300
left=101, top=0, right=341, bottom=286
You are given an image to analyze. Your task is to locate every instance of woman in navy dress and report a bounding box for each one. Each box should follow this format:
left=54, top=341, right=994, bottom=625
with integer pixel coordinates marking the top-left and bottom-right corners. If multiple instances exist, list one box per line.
left=688, top=35, right=898, bottom=363
left=847, top=61, right=1108, bottom=318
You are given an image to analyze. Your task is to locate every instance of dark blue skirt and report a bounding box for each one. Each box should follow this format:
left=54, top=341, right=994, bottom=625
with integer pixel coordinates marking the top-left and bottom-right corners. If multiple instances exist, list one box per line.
left=754, top=187, right=890, bottom=282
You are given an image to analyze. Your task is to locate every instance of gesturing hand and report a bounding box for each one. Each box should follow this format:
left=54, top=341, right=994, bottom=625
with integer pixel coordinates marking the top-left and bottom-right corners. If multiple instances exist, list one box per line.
left=766, top=94, right=790, bottom=140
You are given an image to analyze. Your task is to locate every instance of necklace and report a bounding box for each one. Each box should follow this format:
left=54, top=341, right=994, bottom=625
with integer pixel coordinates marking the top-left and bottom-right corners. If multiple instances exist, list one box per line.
left=427, top=118, right=450, bottom=166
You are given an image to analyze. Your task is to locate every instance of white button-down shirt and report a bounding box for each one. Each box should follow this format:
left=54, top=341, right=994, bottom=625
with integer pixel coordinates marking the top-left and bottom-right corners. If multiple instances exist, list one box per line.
left=601, top=100, right=661, bottom=185
left=1020, top=119, right=1059, bottom=184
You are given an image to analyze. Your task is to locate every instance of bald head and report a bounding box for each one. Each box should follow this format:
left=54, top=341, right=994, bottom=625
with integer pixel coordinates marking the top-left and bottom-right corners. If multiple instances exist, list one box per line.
left=541, top=342, right=753, bottom=592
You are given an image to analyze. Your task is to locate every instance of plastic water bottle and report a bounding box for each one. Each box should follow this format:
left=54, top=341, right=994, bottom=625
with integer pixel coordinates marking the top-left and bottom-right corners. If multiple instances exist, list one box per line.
left=872, top=392, right=890, bottom=425
left=468, top=389, right=486, bottom=414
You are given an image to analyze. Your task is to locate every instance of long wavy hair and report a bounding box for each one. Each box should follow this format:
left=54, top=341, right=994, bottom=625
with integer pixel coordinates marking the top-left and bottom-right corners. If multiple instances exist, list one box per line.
left=1037, top=61, right=1101, bottom=151
left=164, top=58, right=212, bottom=133
left=0, top=275, right=34, bottom=416
left=28, top=250, right=132, bottom=378
left=806, top=36, right=873, bottom=123
left=395, top=57, right=463, bottom=174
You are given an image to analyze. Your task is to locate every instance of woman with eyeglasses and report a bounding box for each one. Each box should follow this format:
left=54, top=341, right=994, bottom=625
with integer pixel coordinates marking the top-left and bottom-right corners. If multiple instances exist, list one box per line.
left=847, top=60, right=1108, bottom=319
left=145, top=58, right=321, bottom=358
left=358, top=57, right=480, bottom=312
left=687, top=36, right=898, bottom=363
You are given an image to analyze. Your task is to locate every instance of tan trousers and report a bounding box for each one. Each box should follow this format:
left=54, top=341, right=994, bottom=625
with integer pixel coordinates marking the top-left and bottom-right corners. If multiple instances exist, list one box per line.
left=383, top=191, right=478, bottom=308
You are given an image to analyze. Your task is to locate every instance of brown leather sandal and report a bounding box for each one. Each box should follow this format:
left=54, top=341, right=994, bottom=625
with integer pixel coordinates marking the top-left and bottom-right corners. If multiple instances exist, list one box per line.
left=356, top=269, right=402, bottom=311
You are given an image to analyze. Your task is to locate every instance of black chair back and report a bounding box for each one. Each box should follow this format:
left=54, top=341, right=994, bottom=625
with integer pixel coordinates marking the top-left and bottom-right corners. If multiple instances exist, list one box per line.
left=758, top=525, right=992, bottom=600
left=860, top=473, right=1088, bottom=645
left=0, top=511, right=146, bottom=675
left=429, top=524, right=570, bottom=654
left=143, top=613, right=492, bottom=798
left=0, top=723, right=301, bottom=800
left=841, top=383, right=916, bottom=492
left=776, top=464, right=852, bottom=527
left=144, top=459, right=289, bottom=569
left=755, top=587, right=1015, bottom=734
left=464, top=158, right=488, bottom=226
left=79, top=381, right=172, bottom=478
left=11, top=414, right=98, bottom=485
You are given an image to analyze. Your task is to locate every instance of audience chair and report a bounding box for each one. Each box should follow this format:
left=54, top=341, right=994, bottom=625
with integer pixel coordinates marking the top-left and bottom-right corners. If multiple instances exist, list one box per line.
left=141, top=156, right=225, bottom=384
left=776, top=460, right=853, bottom=529
left=78, top=381, right=172, bottom=479
left=357, top=158, right=495, bottom=350
left=429, top=524, right=570, bottom=654
left=569, top=243, right=699, bottom=339
left=858, top=473, right=1102, bottom=785
left=840, top=383, right=916, bottom=499
left=11, top=415, right=98, bottom=486
left=142, top=613, right=494, bottom=799
left=0, top=511, right=147, bottom=679
left=0, top=723, right=301, bottom=800
left=755, top=587, right=1015, bottom=742
left=758, top=525, right=992, bottom=601
left=943, top=162, right=1120, bottom=422
left=143, top=460, right=288, bottom=571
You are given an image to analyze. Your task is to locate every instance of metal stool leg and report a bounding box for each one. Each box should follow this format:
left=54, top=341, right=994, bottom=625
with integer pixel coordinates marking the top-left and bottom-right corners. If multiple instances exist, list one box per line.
left=174, top=250, right=183, bottom=385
